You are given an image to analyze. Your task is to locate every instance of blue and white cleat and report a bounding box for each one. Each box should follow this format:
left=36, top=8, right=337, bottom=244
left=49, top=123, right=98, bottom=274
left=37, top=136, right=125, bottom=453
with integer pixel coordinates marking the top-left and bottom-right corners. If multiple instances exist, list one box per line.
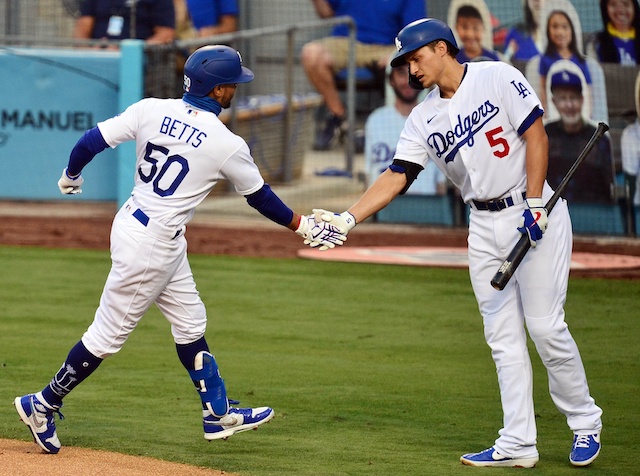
left=570, top=433, right=601, bottom=466
left=203, top=406, right=274, bottom=440
left=14, top=393, right=64, bottom=454
left=460, top=446, right=539, bottom=468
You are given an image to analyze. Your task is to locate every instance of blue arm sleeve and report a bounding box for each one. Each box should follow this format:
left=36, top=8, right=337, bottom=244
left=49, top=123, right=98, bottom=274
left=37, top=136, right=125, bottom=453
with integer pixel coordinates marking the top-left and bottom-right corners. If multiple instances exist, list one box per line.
left=67, top=126, right=109, bottom=176
left=245, top=184, right=294, bottom=227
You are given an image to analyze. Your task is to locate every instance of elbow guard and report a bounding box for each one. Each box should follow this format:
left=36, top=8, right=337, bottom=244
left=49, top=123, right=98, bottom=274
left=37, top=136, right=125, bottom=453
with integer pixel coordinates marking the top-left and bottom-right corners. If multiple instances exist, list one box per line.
left=389, top=159, right=424, bottom=195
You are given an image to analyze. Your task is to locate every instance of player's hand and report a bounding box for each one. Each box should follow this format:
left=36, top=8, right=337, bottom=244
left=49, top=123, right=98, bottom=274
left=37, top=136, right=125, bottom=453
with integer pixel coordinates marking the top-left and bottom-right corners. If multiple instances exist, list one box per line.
left=517, top=198, right=548, bottom=247
left=58, top=168, right=84, bottom=195
left=295, top=215, right=347, bottom=251
left=312, top=209, right=357, bottom=234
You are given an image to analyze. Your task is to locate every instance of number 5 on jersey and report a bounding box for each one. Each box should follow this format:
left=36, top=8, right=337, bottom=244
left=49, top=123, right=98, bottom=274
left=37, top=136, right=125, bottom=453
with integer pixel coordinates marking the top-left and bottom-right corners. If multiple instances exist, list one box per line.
left=485, top=126, right=510, bottom=158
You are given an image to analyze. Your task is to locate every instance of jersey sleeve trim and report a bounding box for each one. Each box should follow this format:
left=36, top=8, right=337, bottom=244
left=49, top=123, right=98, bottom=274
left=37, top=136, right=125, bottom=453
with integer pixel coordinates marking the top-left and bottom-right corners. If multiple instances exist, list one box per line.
left=517, top=106, right=544, bottom=136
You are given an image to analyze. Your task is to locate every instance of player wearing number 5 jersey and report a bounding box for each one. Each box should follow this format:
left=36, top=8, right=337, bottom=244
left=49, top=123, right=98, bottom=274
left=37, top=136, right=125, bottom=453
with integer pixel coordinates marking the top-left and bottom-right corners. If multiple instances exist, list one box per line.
left=14, top=45, right=346, bottom=454
left=314, top=19, right=602, bottom=468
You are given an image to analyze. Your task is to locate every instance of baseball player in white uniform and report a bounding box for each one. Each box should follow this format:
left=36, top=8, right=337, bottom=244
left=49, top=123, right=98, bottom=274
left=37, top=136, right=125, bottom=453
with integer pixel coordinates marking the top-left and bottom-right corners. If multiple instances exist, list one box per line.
left=315, top=19, right=603, bottom=468
left=14, top=45, right=346, bottom=454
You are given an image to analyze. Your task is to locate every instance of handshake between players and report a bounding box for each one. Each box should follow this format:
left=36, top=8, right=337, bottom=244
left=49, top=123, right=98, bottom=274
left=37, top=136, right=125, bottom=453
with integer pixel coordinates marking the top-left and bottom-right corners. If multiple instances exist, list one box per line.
left=294, top=209, right=356, bottom=251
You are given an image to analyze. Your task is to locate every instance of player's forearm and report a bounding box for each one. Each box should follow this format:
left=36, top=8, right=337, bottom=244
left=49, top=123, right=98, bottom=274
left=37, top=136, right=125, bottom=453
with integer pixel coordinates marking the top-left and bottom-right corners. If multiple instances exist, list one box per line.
left=523, top=118, right=548, bottom=198
left=67, top=127, right=109, bottom=176
left=347, top=169, right=406, bottom=223
left=245, top=184, right=298, bottom=229
left=287, top=213, right=302, bottom=231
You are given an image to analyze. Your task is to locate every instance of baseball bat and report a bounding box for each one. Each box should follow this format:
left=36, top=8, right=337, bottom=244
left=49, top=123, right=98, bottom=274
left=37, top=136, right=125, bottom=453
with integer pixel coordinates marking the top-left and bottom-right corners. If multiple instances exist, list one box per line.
left=490, top=121, right=610, bottom=291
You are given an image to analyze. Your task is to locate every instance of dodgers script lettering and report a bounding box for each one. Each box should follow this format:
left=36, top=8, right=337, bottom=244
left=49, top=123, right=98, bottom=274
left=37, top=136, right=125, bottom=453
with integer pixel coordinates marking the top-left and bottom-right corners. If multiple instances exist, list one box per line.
left=427, top=100, right=499, bottom=162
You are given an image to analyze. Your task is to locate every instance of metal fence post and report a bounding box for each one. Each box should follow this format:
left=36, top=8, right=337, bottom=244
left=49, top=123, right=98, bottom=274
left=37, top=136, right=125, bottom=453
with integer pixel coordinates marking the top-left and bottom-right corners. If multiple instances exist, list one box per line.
left=284, top=28, right=295, bottom=183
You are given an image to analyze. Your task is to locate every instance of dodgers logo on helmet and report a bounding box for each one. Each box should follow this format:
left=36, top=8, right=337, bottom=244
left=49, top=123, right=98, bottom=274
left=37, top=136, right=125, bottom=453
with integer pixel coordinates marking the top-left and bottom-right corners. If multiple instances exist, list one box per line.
left=390, top=18, right=458, bottom=67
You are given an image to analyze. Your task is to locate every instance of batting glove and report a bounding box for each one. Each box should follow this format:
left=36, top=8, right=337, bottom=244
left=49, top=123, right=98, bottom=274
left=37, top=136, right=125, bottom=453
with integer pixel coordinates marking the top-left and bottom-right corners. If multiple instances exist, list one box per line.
left=517, top=198, right=548, bottom=248
left=312, top=209, right=357, bottom=234
left=295, top=215, right=347, bottom=251
left=58, top=168, right=84, bottom=195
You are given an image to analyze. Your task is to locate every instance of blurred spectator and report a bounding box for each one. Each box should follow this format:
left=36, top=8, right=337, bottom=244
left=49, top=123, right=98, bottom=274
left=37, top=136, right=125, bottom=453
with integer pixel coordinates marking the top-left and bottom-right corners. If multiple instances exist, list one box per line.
left=74, top=0, right=175, bottom=44
left=503, top=0, right=545, bottom=62
left=545, top=70, right=614, bottom=204
left=364, top=66, right=446, bottom=196
left=453, top=3, right=501, bottom=63
left=587, top=0, right=640, bottom=65
left=621, top=70, right=640, bottom=232
left=538, top=9, right=592, bottom=117
left=491, top=13, right=508, bottom=51
left=174, top=0, right=197, bottom=41
left=301, top=0, right=426, bottom=151
left=185, top=0, right=238, bottom=38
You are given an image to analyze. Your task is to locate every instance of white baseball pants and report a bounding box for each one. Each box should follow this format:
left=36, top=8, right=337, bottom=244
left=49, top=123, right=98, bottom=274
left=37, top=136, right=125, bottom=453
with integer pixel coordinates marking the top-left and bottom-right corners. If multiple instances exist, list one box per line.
left=467, top=196, right=602, bottom=458
left=82, top=199, right=207, bottom=359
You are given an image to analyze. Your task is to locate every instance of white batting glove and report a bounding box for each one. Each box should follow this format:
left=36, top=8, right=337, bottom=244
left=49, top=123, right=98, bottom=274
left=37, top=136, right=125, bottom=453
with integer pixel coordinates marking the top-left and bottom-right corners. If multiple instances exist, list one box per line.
left=58, top=168, right=84, bottom=195
left=312, top=209, right=357, bottom=234
left=295, top=215, right=347, bottom=251
left=517, top=198, right=548, bottom=247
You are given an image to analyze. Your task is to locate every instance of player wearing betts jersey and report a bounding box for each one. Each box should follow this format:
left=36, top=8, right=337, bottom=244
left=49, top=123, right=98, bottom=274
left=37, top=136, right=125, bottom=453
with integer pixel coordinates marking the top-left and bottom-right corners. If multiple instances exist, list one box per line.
left=313, top=19, right=603, bottom=468
left=14, top=45, right=346, bottom=454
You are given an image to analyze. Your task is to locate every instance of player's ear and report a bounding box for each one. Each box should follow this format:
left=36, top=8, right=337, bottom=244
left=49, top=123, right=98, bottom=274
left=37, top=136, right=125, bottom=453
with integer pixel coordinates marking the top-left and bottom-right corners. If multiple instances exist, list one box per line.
left=209, top=85, right=223, bottom=100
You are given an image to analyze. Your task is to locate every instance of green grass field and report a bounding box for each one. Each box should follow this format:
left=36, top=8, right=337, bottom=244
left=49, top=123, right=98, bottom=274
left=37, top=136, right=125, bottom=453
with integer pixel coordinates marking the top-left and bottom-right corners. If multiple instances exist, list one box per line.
left=0, top=246, right=638, bottom=475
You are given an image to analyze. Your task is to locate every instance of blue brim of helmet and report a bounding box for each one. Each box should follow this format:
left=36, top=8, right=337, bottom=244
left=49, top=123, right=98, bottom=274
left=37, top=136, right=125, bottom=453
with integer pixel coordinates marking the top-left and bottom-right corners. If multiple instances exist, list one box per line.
left=390, top=51, right=410, bottom=68
left=236, top=66, right=254, bottom=83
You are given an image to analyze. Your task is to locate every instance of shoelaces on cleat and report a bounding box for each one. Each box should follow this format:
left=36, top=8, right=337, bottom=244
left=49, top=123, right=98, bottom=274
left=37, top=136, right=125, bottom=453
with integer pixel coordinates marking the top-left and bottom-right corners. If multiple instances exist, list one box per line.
left=574, top=435, right=591, bottom=448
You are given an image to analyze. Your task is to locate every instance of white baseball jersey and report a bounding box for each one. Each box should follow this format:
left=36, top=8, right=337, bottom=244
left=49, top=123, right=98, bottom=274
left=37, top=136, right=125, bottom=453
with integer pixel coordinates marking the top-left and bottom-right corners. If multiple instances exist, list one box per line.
left=82, top=97, right=267, bottom=358
left=98, top=98, right=264, bottom=228
left=395, top=61, right=541, bottom=203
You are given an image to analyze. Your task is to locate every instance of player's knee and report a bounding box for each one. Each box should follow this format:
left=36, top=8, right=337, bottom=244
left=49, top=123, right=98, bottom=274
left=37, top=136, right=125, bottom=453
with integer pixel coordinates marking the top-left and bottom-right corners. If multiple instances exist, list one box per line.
left=81, top=329, right=123, bottom=359
left=171, top=311, right=207, bottom=344
left=174, top=332, right=206, bottom=346
left=527, top=314, right=574, bottom=365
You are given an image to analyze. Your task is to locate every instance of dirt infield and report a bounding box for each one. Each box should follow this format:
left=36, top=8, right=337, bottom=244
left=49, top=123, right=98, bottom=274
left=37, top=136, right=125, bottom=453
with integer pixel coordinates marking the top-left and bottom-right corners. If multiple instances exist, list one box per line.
left=0, top=438, right=233, bottom=476
left=1, top=210, right=639, bottom=279
left=1, top=205, right=639, bottom=475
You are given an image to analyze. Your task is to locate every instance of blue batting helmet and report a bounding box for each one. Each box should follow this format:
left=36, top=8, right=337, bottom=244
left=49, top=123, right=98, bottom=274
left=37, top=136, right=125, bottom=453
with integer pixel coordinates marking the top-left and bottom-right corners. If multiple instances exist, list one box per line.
left=183, top=45, right=254, bottom=97
left=390, top=18, right=459, bottom=67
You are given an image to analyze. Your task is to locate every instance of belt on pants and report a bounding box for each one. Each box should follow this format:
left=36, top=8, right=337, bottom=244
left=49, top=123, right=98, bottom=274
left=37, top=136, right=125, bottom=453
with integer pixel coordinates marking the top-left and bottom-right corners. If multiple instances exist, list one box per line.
left=132, top=208, right=183, bottom=240
left=124, top=200, right=184, bottom=240
left=472, top=191, right=526, bottom=212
